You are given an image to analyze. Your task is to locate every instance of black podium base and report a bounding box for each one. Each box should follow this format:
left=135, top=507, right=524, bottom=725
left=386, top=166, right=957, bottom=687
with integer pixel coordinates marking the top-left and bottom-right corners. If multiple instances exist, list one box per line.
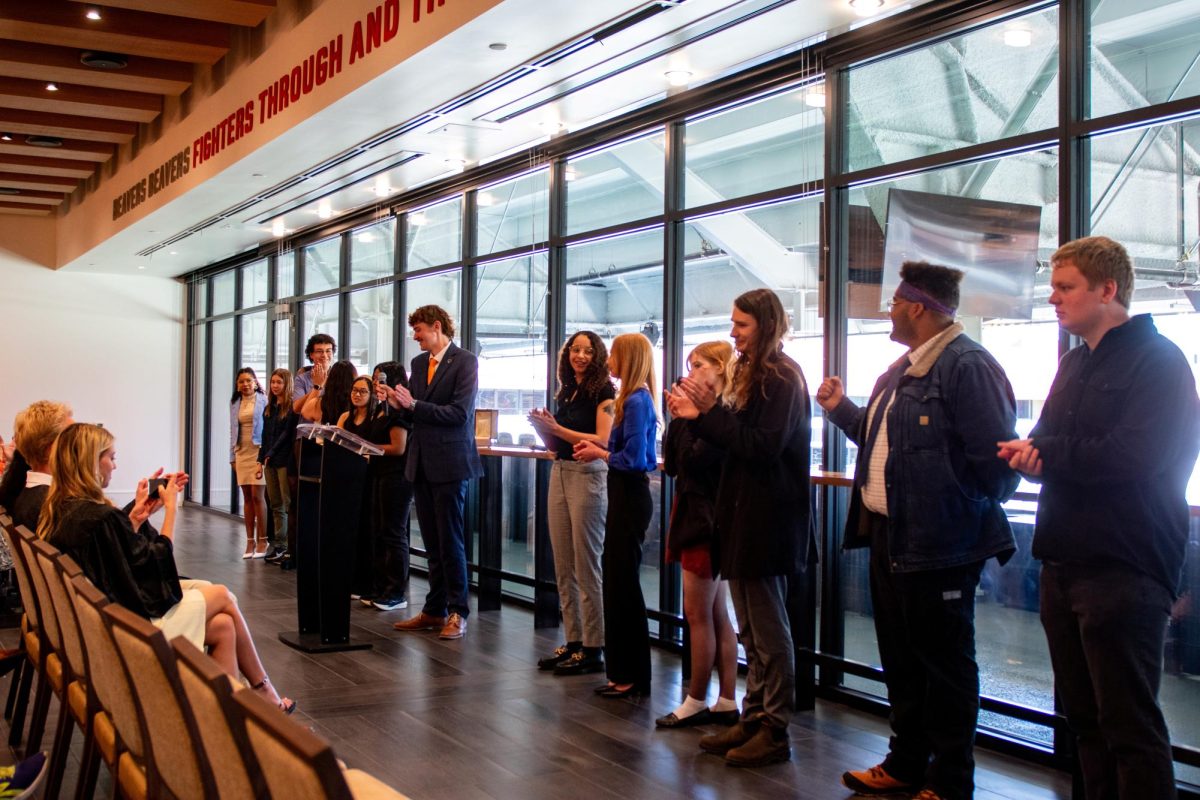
left=277, top=631, right=374, bottom=653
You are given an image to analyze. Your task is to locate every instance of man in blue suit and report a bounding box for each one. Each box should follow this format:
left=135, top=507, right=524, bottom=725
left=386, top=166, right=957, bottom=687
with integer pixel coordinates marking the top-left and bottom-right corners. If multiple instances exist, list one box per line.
left=384, top=305, right=483, bottom=639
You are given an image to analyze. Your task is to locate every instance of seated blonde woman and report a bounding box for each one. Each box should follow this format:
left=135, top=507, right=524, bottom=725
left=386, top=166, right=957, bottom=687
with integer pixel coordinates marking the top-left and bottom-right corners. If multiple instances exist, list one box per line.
left=38, top=423, right=295, bottom=714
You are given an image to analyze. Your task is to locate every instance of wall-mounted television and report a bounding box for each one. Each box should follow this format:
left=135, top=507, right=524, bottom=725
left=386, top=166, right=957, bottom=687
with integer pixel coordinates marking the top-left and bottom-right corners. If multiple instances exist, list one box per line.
left=881, top=188, right=1042, bottom=320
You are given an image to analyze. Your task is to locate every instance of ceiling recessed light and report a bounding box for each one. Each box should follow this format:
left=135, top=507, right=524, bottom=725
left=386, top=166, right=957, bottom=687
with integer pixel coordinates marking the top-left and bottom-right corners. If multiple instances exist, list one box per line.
left=373, top=176, right=392, bottom=196
left=80, top=51, right=128, bottom=70
left=271, top=219, right=286, bottom=237
left=664, top=70, right=692, bottom=87
left=849, top=0, right=885, bottom=16
left=85, top=8, right=101, bottom=20
left=317, top=199, right=333, bottom=219
left=45, top=82, right=59, bottom=92
left=804, top=83, right=826, bottom=108
left=137, top=265, right=145, bottom=270
left=169, top=251, right=178, bottom=255
left=1003, top=26, right=1033, bottom=47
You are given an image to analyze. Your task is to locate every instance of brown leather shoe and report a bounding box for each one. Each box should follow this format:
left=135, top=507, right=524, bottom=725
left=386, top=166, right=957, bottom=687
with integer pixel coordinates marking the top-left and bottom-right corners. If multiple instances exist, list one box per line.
left=724, top=723, right=790, bottom=767
left=393, top=612, right=447, bottom=632
left=698, top=719, right=756, bottom=755
left=438, top=612, right=467, bottom=640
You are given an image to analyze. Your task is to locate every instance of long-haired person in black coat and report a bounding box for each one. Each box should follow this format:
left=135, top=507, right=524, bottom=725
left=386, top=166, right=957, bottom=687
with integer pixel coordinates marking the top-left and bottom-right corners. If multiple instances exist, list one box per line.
left=657, top=341, right=739, bottom=729
left=667, top=288, right=812, bottom=767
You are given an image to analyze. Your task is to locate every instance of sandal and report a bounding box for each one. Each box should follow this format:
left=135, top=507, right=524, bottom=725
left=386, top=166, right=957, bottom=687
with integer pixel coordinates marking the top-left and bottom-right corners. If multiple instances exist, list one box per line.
left=251, top=675, right=297, bottom=715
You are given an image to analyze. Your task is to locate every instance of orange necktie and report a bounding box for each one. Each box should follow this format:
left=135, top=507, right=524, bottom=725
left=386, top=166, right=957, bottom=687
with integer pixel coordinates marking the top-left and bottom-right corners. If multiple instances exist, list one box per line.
left=426, top=356, right=438, bottom=384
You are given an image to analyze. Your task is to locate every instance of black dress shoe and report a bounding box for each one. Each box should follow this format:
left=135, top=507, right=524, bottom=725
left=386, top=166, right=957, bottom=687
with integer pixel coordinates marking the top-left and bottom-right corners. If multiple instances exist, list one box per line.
left=593, top=682, right=616, bottom=694
left=537, top=642, right=580, bottom=671
left=656, top=709, right=714, bottom=728
left=279, top=556, right=295, bottom=571
left=553, top=650, right=604, bottom=675
left=597, top=684, right=649, bottom=699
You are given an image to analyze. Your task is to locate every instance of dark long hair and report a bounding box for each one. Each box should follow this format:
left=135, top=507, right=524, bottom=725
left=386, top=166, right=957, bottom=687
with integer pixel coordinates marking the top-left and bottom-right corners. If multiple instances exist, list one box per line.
left=555, top=331, right=612, bottom=404
left=347, top=376, right=379, bottom=424
left=229, top=367, right=264, bottom=404
left=731, top=289, right=794, bottom=410
left=372, top=361, right=408, bottom=390
left=319, top=361, right=358, bottom=424
left=265, top=368, right=294, bottom=417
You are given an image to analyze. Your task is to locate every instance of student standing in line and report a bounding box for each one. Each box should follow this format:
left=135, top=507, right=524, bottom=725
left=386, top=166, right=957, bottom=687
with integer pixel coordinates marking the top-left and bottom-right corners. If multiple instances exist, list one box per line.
left=230, top=368, right=268, bottom=558
left=575, top=332, right=658, bottom=699
left=256, top=368, right=297, bottom=562
left=364, top=361, right=415, bottom=612
left=668, top=288, right=812, bottom=767
left=657, top=341, right=739, bottom=729
left=529, top=331, right=615, bottom=676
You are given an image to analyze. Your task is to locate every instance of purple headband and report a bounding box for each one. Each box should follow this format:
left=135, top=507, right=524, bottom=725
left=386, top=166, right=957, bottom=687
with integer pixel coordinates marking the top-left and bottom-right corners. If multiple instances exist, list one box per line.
left=895, top=280, right=956, bottom=316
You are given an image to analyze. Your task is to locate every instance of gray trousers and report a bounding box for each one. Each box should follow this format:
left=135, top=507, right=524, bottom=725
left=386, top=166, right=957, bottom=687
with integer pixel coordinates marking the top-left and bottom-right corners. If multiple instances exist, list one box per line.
left=547, top=459, right=607, bottom=648
left=729, top=575, right=794, bottom=728
left=263, top=465, right=289, bottom=550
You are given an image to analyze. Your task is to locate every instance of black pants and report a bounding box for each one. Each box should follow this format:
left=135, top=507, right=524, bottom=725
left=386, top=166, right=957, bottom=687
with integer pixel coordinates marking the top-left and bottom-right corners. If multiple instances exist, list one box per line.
left=414, top=476, right=470, bottom=618
left=1040, top=563, right=1176, bottom=800
left=868, top=513, right=984, bottom=800
left=602, top=469, right=652, bottom=691
left=372, top=470, right=414, bottom=599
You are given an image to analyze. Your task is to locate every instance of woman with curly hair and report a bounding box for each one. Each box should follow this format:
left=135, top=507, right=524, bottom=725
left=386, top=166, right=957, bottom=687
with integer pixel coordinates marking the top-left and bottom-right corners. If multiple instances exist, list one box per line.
left=529, top=331, right=615, bottom=675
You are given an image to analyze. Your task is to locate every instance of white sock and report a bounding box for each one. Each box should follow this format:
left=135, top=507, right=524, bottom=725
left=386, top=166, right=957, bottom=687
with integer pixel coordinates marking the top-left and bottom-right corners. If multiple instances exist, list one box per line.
left=710, top=696, right=737, bottom=713
left=671, top=695, right=709, bottom=719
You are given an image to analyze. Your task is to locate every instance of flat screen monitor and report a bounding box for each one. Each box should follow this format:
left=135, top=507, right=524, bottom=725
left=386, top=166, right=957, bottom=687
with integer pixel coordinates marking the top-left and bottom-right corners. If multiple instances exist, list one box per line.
left=881, top=188, right=1041, bottom=319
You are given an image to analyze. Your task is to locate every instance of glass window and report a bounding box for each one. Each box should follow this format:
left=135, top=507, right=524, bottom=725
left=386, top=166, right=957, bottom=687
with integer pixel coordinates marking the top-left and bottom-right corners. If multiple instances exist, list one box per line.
left=844, top=6, right=1058, bottom=173
left=273, top=316, right=291, bottom=373
left=1088, top=0, right=1200, bottom=118
left=348, top=285, right=394, bottom=376
left=475, top=170, right=549, bottom=256
left=239, top=311, right=268, bottom=385
left=208, top=318, right=234, bottom=511
left=685, top=87, right=824, bottom=207
left=839, top=149, right=1062, bottom=745
left=303, top=237, right=341, bottom=294
left=192, top=280, right=207, bottom=319
left=682, top=196, right=824, bottom=464
left=405, top=197, right=461, bottom=271
left=401, top=270, right=462, bottom=367
left=566, top=133, right=665, bottom=235
left=212, top=270, right=236, bottom=315
left=242, top=259, right=269, bottom=308
left=302, top=295, right=340, bottom=355
left=476, top=252, right=549, bottom=444
left=189, top=325, right=206, bottom=502
left=277, top=251, right=296, bottom=299
left=350, top=219, right=396, bottom=283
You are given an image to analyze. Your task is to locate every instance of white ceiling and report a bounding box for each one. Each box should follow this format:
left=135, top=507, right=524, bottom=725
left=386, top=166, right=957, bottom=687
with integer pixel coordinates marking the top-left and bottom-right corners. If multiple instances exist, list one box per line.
left=58, top=0, right=931, bottom=277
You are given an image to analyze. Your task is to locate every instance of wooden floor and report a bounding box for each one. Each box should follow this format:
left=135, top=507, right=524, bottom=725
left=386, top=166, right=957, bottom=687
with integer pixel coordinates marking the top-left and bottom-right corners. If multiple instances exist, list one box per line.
left=3, top=506, right=1072, bottom=799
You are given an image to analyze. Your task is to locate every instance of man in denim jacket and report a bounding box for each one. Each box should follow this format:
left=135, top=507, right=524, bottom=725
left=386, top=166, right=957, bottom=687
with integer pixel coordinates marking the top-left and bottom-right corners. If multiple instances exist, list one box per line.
left=999, top=237, right=1199, bottom=800
left=819, top=262, right=1019, bottom=800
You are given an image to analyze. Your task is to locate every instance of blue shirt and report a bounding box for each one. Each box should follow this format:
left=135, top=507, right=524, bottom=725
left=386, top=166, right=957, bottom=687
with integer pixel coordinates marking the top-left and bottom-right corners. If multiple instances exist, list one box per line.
left=608, top=388, right=657, bottom=473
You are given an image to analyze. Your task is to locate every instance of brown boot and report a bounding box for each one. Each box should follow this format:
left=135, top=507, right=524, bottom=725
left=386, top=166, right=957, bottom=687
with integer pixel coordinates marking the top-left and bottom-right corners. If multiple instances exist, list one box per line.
left=698, top=719, right=757, bottom=755
left=724, top=723, right=790, bottom=767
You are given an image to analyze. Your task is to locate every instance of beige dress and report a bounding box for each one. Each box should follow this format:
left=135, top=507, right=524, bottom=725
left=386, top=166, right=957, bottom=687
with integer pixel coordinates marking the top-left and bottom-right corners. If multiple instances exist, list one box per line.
left=234, top=397, right=265, bottom=486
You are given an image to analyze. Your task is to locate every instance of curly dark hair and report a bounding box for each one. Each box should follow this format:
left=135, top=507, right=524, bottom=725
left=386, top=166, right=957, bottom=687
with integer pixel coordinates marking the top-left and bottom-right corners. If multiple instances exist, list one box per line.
left=900, top=261, right=964, bottom=315
left=372, top=361, right=409, bottom=390
left=229, top=367, right=264, bottom=404
left=407, top=305, right=455, bottom=339
left=319, top=361, right=358, bottom=424
left=555, top=331, right=612, bottom=404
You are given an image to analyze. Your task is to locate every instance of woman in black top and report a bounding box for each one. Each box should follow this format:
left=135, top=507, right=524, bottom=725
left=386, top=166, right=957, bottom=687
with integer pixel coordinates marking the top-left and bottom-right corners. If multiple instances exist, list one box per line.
left=39, top=423, right=295, bottom=713
left=338, top=373, right=410, bottom=610
left=528, top=331, right=615, bottom=675
left=301, top=360, right=357, bottom=423
left=657, top=341, right=739, bottom=729
left=256, top=368, right=298, bottom=560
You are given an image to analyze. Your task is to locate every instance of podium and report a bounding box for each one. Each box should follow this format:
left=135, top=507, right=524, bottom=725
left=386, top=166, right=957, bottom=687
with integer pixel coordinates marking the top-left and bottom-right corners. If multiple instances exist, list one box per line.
left=279, top=423, right=383, bottom=653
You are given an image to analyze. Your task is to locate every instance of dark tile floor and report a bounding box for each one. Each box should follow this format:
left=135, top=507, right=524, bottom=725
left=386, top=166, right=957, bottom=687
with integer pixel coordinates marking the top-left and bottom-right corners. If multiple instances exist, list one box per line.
left=3, top=506, right=1072, bottom=799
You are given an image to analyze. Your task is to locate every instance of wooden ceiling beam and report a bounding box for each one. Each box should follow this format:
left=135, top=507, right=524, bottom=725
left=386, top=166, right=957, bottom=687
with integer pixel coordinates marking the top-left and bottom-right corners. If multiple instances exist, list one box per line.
left=0, top=108, right=136, bottom=143
left=0, top=137, right=113, bottom=162
left=0, top=153, right=94, bottom=178
left=69, top=0, right=275, bottom=28
left=0, top=76, right=161, bottom=122
left=0, top=39, right=192, bottom=95
left=0, top=188, right=64, bottom=205
left=0, top=202, right=52, bottom=215
left=0, top=2, right=231, bottom=65
left=0, top=170, right=77, bottom=192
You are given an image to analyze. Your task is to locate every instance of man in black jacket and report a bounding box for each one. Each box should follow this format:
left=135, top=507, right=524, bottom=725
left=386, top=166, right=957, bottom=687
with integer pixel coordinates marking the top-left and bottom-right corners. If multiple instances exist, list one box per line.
left=820, top=262, right=1019, bottom=800
left=999, top=236, right=1200, bottom=800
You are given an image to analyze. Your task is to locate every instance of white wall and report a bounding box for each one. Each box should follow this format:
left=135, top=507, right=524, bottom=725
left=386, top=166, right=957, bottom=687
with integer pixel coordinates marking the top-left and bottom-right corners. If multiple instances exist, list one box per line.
left=0, top=217, right=184, bottom=506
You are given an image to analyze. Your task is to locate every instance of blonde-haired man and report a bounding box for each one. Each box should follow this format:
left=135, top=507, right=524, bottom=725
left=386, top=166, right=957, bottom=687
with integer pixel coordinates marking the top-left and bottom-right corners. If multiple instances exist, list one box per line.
left=11, top=400, right=74, bottom=530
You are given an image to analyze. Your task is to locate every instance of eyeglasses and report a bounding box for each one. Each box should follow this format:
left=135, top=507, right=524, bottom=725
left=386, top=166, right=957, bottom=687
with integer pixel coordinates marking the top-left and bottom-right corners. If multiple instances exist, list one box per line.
left=885, top=297, right=906, bottom=311
left=350, top=388, right=371, bottom=396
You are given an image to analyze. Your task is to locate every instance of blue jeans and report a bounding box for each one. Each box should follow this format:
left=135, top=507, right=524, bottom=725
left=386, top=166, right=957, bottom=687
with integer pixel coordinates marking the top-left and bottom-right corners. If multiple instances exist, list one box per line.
left=1040, top=563, right=1176, bottom=800
left=414, top=477, right=469, bottom=618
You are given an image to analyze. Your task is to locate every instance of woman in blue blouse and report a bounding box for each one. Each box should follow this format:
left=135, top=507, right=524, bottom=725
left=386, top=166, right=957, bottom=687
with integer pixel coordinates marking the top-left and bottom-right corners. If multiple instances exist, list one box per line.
left=575, top=332, right=658, bottom=698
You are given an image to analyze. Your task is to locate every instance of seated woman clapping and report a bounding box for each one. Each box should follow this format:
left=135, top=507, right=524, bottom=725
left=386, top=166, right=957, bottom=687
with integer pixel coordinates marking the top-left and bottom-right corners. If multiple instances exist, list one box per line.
left=37, top=423, right=296, bottom=714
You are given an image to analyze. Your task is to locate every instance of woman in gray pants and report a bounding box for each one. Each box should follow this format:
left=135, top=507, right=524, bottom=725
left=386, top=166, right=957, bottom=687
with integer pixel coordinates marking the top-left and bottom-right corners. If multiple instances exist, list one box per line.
left=528, top=331, right=615, bottom=675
